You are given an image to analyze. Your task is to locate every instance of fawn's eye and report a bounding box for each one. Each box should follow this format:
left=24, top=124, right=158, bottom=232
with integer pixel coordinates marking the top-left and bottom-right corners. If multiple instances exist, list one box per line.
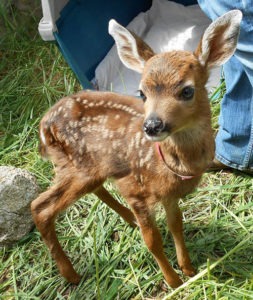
left=139, top=90, right=147, bottom=102
left=181, top=86, right=194, bottom=100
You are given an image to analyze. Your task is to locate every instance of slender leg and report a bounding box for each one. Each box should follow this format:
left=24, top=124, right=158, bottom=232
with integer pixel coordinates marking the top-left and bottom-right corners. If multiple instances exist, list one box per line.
left=31, top=175, right=94, bottom=284
left=163, top=200, right=195, bottom=277
left=127, top=198, right=183, bottom=288
left=94, top=186, right=137, bottom=227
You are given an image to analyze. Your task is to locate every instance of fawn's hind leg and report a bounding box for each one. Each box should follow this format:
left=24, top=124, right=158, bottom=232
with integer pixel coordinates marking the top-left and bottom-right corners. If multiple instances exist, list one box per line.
left=94, top=186, right=137, bottom=227
left=163, top=199, right=195, bottom=277
left=31, top=174, right=100, bottom=284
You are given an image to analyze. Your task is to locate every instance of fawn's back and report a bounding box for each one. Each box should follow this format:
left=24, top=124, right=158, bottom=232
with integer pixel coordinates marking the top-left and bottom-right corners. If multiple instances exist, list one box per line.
left=39, top=77, right=212, bottom=205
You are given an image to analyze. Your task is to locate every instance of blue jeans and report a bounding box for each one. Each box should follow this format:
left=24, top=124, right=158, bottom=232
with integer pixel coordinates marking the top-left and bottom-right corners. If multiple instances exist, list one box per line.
left=198, top=0, right=253, bottom=171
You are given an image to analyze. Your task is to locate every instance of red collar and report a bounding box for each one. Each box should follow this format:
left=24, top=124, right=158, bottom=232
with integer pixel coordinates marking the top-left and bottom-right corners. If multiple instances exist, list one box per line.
left=155, top=142, right=203, bottom=180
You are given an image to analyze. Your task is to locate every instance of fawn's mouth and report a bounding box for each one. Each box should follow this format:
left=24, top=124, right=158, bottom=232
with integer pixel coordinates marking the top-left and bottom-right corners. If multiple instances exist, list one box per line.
left=144, top=131, right=170, bottom=142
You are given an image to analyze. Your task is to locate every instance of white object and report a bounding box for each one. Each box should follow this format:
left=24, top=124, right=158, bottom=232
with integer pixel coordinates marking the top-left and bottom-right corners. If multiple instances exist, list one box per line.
left=38, top=0, right=69, bottom=41
left=95, top=0, right=221, bottom=95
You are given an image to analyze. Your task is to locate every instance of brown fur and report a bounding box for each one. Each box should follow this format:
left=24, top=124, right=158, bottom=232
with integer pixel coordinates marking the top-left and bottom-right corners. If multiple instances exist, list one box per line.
left=32, top=84, right=214, bottom=287
left=31, top=11, right=241, bottom=288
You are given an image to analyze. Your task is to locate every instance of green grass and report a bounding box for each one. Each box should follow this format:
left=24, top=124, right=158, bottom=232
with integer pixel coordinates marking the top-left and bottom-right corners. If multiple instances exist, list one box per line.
left=0, top=2, right=252, bottom=299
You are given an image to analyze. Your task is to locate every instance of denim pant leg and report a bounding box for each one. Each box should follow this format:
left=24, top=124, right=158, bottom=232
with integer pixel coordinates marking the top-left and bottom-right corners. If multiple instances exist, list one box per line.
left=198, top=0, right=253, bottom=170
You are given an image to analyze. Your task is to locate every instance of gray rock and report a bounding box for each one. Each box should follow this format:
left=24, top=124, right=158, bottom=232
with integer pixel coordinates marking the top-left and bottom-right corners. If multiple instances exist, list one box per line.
left=0, top=166, right=40, bottom=246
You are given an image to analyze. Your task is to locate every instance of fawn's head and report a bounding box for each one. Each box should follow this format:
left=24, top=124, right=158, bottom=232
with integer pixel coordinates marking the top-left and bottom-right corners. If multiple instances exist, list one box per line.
left=109, top=10, right=242, bottom=141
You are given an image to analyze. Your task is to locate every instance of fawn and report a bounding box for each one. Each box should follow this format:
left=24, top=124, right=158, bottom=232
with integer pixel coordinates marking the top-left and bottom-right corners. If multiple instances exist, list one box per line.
left=31, top=10, right=242, bottom=288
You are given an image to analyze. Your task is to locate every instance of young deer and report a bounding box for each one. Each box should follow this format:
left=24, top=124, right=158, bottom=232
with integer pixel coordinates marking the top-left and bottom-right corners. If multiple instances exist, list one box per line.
left=31, top=10, right=242, bottom=288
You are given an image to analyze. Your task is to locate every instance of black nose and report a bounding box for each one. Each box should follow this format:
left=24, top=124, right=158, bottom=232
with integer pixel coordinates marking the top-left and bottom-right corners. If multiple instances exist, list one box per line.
left=143, top=114, right=164, bottom=135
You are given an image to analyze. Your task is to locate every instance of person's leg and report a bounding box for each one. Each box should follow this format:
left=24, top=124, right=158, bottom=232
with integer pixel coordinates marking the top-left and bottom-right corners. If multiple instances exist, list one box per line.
left=216, top=57, right=253, bottom=171
left=198, top=0, right=253, bottom=171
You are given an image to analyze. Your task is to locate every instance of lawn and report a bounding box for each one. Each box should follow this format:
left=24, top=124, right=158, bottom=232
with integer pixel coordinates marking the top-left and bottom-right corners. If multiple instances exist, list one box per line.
left=0, top=1, right=252, bottom=299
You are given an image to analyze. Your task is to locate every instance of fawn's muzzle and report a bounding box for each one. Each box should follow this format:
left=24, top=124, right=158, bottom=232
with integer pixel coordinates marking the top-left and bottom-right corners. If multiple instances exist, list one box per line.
left=143, top=114, right=164, bottom=136
left=143, top=113, right=171, bottom=141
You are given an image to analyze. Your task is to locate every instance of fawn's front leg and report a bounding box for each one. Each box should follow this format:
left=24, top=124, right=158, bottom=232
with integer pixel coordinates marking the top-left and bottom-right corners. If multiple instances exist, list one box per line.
left=127, top=197, right=183, bottom=288
left=163, top=199, right=195, bottom=277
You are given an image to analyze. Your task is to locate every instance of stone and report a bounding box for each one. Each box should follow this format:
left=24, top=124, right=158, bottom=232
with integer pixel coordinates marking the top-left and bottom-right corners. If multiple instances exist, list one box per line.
left=0, top=166, right=40, bottom=246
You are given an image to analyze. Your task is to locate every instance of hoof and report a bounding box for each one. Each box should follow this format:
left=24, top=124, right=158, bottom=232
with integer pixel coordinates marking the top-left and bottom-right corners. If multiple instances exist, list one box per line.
left=66, top=273, right=82, bottom=285
left=168, top=277, right=183, bottom=288
left=181, top=266, right=196, bottom=277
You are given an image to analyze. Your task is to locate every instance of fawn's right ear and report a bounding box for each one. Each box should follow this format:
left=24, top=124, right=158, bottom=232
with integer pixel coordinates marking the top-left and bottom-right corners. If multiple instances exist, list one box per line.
left=195, top=10, right=242, bottom=69
left=109, top=19, right=155, bottom=73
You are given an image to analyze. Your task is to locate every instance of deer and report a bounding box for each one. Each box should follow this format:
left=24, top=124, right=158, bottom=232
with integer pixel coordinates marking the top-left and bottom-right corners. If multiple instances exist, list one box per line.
left=31, top=10, right=242, bottom=288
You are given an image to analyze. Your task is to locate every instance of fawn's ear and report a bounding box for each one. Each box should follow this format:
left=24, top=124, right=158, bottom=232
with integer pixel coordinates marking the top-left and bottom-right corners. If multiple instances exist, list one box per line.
left=195, top=10, right=242, bottom=69
left=109, top=19, right=155, bottom=73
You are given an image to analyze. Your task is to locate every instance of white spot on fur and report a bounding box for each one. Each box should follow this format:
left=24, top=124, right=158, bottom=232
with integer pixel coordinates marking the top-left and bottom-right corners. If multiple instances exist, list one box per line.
left=69, top=137, right=75, bottom=144
left=112, top=140, right=121, bottom=149
left=40, top=128, right=46, bottom=145
left=102, top=129, right=109, bottom=139
left=74, top=133, right=79, bottom=140
left=135, top=132, right=141, bottom=148
left=66, top=99, right=73, bottom=109
left=56, top=132, right=63, bottom=142
left=127, top=138, right=135, bottom=156
left=143, top=147, right=153, bottom=164
left=146, top=162, right=151, bottom=169
left=117, top=127, right=125, bottom=135
left=139, top=158, right=143, bottom=168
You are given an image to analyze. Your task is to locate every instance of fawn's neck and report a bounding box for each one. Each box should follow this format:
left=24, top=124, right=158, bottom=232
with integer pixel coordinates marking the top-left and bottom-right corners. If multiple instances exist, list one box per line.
left=159, top=120, right=214, bottom=174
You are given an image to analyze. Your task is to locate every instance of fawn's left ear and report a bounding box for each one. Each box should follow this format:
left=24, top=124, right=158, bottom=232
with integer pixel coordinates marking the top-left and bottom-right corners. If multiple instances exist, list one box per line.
left=195, top=10, right=242, bottom=69
left=109, top=19, right=155, bottom=73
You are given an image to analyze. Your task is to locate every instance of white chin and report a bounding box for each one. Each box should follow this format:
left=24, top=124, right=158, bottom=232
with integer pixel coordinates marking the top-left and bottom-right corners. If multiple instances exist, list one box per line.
left=145, top=132, right=169, bottom=142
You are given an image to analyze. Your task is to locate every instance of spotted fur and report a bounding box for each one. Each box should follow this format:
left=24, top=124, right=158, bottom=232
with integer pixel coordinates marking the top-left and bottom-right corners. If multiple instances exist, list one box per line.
left=31, top=10, right=241, bottom=289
